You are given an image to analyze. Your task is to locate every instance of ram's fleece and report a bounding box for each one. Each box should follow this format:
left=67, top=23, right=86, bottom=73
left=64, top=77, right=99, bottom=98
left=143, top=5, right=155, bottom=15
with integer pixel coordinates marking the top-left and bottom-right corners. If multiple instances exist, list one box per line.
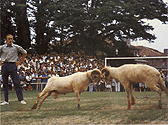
left=102, top=64, right=168, bottom=109
left=31, top=69, right=101, bottom=109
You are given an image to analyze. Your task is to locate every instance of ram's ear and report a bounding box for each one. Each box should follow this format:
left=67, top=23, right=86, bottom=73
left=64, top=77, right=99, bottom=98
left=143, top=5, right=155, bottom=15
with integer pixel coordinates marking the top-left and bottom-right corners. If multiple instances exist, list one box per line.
left=101, top=68, right=110, bottom=77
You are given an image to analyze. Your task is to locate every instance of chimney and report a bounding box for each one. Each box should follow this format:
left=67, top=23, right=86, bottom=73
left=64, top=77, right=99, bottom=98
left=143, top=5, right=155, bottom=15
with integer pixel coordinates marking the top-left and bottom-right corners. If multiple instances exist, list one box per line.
left=164, top=49, right=168, bottom=56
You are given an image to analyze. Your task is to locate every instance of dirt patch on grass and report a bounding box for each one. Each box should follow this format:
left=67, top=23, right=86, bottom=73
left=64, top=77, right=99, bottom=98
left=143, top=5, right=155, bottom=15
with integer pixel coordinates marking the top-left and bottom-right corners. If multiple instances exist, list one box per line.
left=53, top=97, right=76, bottom=101
left=149, top=117, right=168, bottom=124
left=27, top=115, right=123, bottom=124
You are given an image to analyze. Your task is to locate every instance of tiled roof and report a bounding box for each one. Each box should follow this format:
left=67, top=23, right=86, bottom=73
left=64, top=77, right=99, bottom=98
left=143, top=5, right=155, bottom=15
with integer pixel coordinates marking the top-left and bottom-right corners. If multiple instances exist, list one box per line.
left=130, top=45, right=165, bottom=57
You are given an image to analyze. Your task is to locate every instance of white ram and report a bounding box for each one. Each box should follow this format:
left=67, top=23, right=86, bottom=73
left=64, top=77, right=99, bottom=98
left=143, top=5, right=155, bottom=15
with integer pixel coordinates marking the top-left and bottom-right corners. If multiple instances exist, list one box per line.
left=102, top=64, right=168, bottom=109
left=31, top=69, right=101, bottom=109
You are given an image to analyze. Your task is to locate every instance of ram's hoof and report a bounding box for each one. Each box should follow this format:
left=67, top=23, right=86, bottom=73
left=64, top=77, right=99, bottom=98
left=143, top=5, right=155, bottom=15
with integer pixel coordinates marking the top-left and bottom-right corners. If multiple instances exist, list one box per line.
left=158, top=100, right=162, bottom=109
left=78, top=104, right=80, bottom=110
left=31, top=104, right=37, bottom=110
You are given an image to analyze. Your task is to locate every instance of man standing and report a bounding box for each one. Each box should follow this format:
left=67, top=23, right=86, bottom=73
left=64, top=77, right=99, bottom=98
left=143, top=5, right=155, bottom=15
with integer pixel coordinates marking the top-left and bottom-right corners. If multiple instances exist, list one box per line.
left=41, top=72, right=48, bottom=89
left=0, top=34, right=27, bottom=105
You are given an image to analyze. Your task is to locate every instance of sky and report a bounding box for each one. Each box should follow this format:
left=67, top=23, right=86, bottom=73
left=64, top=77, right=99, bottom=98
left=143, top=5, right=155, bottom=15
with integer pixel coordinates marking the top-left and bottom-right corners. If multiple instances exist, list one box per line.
left=131, top=0, right=168, bottom=53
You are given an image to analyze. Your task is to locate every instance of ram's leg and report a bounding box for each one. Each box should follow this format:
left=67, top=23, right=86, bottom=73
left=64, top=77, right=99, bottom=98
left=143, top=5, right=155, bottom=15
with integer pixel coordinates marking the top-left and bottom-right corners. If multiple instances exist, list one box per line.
left=150, top=85, right=162, bottom=109
left=52, top=91, right=58, bottom=99
left=130, top=84, right=136, bottom=105
left=38, top=91, right=52, bottom=109
left=31, top=91, right=47, bottom=109
left=123, top=82, right=131, bottom=110
left=126, top=89, right=131, bottom=109
left=146, top=76, right=163, bottom=109
left=75, top=91, right=81, bottom=110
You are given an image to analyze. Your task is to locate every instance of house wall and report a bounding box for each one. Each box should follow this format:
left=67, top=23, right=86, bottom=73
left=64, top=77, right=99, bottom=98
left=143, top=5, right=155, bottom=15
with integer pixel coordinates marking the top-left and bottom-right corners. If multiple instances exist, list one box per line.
left=131, top=48, right=168, bottom=70
left=146, top=58, right=167, bottom=70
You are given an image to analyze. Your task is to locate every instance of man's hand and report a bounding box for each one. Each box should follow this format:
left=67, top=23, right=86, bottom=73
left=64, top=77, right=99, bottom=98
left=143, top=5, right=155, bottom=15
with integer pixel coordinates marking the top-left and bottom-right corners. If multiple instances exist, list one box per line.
left=15, top=61, right=22, bottom=66
left=16, top=53, right=27, bottom=66
left=0, top=61, right=3, bottom=66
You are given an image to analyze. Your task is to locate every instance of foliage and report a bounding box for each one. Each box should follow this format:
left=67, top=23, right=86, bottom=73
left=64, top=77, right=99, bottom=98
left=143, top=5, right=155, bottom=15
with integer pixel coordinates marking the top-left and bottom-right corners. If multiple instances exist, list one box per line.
left=28, top=0, right=53, bottom=54
left=41, top=0, right=168, bottom=56
left=1, top=0, right=167, bottom=57
left=1, top=0, right=31, bottom=49
left=1, top=0, right=16, bottom=43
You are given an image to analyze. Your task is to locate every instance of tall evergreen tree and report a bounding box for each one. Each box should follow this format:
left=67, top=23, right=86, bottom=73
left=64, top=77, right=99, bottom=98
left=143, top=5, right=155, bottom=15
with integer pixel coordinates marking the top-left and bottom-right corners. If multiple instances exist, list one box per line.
left=1, top=0, right=31, bottom=49
left=14, top=0, right=31, bottom=49
left=29, top=0, right=55, bottom=54
left=1, top=0, right=16, bottom=44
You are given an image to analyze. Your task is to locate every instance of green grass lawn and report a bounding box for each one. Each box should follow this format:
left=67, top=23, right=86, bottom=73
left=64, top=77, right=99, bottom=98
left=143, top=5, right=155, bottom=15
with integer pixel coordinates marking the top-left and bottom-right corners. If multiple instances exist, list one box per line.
left=0, top=90, right=168, bottom=124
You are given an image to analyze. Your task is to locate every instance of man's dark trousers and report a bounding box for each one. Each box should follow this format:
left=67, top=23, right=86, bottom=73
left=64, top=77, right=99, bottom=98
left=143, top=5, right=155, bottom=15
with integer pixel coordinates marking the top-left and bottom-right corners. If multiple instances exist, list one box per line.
left=2, top=63, right=23, bottom=102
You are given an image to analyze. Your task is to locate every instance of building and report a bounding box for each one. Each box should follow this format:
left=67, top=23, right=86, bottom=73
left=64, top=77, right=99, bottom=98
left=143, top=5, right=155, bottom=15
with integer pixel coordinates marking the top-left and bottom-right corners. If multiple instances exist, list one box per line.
left=129, top=46, right=168, bottom=70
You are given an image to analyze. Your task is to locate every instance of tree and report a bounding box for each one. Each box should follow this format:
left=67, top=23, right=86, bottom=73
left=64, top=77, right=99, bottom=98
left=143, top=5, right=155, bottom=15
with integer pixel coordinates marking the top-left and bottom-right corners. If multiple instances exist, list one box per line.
left=50, top=0, right=167, bottom=57
left=1, top=0, right=31, bottom=49
left=50, top=0, right=114, bottom=55
left=14, top=0, right=31, bottom=49
left=28, top=0, right=55, bottom=54
left=2, top=0, right=167, bottom=57
left=1, top=0, right=16, bottom=44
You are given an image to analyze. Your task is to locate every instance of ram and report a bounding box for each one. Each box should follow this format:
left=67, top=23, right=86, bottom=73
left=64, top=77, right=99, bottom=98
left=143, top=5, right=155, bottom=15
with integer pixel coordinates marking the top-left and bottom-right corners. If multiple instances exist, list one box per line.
left=102, top=64, right=168, bottom=109
left=31, top=69, right=101, bottom=110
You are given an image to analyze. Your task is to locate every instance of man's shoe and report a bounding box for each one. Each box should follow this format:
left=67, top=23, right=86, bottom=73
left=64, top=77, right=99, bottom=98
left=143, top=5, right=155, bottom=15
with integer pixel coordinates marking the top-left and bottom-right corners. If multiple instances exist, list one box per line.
left=20, top=100, right=26, bottom=104
left=0, top=101, right=9, bottom=106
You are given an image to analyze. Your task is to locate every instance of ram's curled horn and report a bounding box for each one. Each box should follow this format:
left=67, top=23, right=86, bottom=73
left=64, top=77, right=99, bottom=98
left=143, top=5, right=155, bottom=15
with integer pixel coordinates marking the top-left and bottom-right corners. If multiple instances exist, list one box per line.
left=91, top=70, right=101, bottom=76
left=101, top=68, right=110, bottom=77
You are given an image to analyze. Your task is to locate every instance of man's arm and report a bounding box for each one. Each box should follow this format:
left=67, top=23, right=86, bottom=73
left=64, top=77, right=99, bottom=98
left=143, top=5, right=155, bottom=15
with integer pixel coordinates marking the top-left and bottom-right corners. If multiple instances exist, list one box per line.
left=16, top=53, right=27, bottom=66
left=0, top=46, right=3, bottom=66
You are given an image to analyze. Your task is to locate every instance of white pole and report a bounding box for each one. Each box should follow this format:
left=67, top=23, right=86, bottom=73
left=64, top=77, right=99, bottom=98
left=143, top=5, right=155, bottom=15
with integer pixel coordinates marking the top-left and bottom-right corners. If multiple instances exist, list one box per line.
left=105, top=58, right=107, bottom=67
left=105, top=56, right=168, bottom=60
left=104, top=56, right=168, bottom=67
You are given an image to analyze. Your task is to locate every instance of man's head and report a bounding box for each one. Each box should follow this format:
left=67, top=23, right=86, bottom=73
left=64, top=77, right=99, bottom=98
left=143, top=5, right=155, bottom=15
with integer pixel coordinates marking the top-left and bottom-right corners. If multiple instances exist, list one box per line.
left=5, top=34, right=13, bottom=47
